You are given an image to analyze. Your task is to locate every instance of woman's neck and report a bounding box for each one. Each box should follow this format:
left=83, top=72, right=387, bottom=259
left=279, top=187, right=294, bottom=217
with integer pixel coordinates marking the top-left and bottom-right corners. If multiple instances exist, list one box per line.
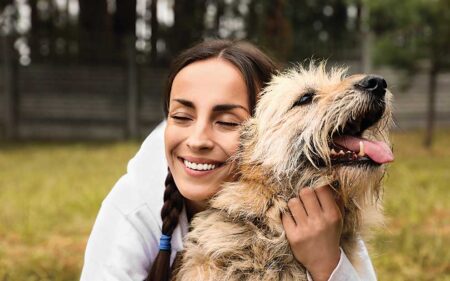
left=184, top=199, right=208, bottom=222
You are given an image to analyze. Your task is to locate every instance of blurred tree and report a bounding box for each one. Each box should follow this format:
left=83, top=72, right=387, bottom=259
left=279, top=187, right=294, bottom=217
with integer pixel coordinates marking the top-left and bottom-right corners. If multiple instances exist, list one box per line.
left=150, top=0, right=158, bottom=63
left=245, top=0, right=358, bottom=62
left=286, top=0, right=356, bottom=61
left=369, top=0, right=450, bottom=147
left=78, top=0, right=112, bottom=62
left=169, top=0, right=206, bottom=55
left=0, top=0, right=13, bottom=10
left=263, top=0, right=293, bottom=61
left=114, top=0, right=137, bottom=37
left=114, top=0, right=137, bottom=62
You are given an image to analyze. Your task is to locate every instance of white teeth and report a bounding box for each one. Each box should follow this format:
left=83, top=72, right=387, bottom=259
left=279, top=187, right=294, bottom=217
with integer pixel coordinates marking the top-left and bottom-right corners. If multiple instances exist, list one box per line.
left=338, top=150, right=345, bottom=155
left=358, top=141, right=365, bottom=157
left=331, top=148, right=337, bottom=155
left=184, top=159, right=217, bottom=171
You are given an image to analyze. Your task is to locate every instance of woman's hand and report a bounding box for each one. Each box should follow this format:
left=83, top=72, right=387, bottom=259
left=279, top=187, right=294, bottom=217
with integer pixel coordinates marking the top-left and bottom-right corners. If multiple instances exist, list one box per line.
left=281, top=185, right=344, bottom=281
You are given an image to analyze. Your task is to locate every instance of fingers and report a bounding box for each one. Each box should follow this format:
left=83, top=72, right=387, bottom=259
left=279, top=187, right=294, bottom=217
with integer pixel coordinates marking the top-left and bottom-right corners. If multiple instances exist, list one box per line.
left=299, top=187, right=322, bottom=216
left=285, top=185, right=344, bottom=228
left=287, top=197, right=308, bottom=225
left=314, top=185, right=344, bottom=222
left=281, top=210, right=297, bottom=233
left=314, top=185, right=337, bottom=211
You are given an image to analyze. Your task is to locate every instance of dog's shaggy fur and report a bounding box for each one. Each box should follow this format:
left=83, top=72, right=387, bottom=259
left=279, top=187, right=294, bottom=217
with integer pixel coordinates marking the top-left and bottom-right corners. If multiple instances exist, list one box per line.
left=174, top=63, right=393, bottom=281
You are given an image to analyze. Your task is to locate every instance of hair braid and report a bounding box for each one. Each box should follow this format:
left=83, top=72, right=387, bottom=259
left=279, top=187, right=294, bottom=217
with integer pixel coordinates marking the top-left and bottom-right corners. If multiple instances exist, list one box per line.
left=161, top=170, right=184, bottom=235
left=146, top=170, right=184, bottom=281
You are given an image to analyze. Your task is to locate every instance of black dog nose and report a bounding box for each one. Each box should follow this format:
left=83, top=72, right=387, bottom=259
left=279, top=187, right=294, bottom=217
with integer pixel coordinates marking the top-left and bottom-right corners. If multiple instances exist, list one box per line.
left=356, top=75, right=387, bottom=97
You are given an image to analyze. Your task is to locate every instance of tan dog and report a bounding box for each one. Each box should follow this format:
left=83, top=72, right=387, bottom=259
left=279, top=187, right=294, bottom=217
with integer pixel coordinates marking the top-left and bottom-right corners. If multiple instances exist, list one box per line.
left=174, top=63, right=394, bottom=281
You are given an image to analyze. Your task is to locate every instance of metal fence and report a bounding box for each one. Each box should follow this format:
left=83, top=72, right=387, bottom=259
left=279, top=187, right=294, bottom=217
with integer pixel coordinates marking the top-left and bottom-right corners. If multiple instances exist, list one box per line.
left=1, top=38, right=450, bottom=140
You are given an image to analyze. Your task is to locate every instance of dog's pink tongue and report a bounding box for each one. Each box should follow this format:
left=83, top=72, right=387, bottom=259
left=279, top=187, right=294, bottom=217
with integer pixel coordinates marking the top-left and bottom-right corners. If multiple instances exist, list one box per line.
left=334, top=136, right=394, bottom=164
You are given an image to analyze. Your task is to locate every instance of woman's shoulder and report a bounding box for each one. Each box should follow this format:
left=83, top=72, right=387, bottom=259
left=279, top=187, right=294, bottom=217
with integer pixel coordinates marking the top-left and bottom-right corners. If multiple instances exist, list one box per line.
left=81, top=122, right=170, bottom=280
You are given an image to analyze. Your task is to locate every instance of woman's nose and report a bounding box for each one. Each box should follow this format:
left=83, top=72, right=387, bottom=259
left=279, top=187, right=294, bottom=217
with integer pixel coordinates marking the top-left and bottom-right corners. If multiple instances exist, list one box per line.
left=186, top=122, right=214, bottom=151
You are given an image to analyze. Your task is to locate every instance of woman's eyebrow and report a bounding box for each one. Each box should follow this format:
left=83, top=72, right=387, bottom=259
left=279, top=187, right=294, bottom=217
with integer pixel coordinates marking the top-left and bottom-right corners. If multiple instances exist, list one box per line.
left=173, top=99, right=248, bottom=113
left=173, top=99, right=195, bottom=108
left=213, top=104, right=248, bottom=113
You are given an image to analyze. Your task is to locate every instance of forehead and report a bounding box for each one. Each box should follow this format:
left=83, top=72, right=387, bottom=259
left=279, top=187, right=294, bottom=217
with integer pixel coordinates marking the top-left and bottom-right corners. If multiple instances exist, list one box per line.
left=170, top=58, right=249, bottom=109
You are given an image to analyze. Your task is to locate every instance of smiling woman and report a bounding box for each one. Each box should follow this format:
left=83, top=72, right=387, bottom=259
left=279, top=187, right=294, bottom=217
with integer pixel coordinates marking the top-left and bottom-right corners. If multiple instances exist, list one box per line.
left=165, top=58, right=251, bottom=213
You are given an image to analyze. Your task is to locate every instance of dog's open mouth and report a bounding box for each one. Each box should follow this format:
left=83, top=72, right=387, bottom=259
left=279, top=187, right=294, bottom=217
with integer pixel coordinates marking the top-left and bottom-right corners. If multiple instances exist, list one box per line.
left=330, top=136, right=393, bottom=166
left=329, top=113, right=394, bottom=166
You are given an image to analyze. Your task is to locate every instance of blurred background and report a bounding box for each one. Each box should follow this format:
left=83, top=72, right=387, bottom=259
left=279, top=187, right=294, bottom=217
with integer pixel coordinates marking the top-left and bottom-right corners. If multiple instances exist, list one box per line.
left=0, top=0, right=449, bottom=280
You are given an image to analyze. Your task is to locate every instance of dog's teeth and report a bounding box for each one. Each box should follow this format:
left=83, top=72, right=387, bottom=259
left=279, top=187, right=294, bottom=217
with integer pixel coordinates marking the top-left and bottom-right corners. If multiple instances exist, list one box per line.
left=331, top=148, right=337, bottom=155
left=338, top=150, right=345, bottom=155
left=358, top=141, right=365, bottom=157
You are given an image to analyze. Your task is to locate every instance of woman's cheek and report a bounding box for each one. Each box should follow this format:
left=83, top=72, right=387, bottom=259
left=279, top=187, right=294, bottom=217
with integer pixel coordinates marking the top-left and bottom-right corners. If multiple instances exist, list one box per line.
left=222, top=130, right=241, bottom=155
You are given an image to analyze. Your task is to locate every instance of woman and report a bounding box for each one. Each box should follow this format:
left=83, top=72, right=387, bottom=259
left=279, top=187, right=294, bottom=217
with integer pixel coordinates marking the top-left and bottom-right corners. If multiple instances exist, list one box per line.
left=80, top=40, right=376, bottom=281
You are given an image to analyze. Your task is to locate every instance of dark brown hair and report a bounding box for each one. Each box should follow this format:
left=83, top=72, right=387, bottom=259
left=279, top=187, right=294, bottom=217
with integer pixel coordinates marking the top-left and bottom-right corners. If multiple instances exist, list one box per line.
left=146, top=39, right=278, bottom=281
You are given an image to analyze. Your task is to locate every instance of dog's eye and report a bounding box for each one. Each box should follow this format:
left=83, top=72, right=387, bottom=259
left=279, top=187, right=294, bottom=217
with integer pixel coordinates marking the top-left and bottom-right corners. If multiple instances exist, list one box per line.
left=293, top=92, right=315, bottom=107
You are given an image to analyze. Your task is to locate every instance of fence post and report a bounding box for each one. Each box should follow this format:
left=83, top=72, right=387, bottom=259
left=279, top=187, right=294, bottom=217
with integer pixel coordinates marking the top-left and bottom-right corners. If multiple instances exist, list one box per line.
left=126, top=36, right=139, bottom=138
left=1, top=34, right=18, bottom=140
left=360, top=3, right=373, bottom=74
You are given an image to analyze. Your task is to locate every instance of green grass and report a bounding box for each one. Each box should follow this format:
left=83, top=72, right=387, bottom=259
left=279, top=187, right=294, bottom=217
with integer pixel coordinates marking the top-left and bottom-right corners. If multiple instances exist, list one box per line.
left=0, top=131, right=449, bottom=280
left=0, top=141, right=141, bottom=281
left=373, top=131, right=450, bottom=281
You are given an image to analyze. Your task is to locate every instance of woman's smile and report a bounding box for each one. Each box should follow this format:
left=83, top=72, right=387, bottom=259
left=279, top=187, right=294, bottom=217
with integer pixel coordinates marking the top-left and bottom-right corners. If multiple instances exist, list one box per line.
left=178, top=156, right=226, bottom=177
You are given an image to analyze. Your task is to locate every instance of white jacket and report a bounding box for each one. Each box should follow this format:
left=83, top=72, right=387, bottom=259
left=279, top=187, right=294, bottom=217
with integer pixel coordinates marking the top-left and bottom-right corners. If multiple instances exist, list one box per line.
left=80, top=121, right=377, bottom=281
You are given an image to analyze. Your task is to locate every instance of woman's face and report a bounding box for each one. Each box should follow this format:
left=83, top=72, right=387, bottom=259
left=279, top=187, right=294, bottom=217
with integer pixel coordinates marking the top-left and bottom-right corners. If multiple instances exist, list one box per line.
left=165, top=58, right=250, bottom=210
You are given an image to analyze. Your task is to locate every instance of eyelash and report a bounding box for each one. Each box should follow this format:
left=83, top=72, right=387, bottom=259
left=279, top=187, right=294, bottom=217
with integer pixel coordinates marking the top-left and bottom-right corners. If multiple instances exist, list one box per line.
left=170, top=116, right=240, bottom=127
left=171, top=116, right=191, bottom=121
left=217, top=121, right=240, bottom=127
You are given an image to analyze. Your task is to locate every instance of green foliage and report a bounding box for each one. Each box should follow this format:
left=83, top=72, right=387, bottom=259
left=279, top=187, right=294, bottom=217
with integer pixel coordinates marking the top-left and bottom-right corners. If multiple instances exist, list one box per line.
left=368, top=0, right=450, bottom=71
left=1, top=131, right=450, bottom=280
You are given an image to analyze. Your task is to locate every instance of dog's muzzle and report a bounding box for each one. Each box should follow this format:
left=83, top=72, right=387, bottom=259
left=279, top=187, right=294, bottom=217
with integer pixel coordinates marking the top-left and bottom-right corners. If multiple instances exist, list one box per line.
left=328, top=75, right=393, bottom=167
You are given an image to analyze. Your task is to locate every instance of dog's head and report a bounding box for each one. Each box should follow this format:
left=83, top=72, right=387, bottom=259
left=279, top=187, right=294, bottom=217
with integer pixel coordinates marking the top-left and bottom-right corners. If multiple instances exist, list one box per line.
left=240, top=62, right=393, bottom=200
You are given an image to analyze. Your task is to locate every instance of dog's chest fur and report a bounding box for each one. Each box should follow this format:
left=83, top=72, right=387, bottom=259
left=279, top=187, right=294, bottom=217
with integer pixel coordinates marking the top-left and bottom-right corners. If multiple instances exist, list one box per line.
left=173, top=164, right=365, bottom=281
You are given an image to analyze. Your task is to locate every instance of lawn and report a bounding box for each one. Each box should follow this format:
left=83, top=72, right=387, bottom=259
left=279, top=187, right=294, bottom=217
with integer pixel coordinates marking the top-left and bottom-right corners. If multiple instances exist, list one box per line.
left=0, top=131, right=449, bottom=281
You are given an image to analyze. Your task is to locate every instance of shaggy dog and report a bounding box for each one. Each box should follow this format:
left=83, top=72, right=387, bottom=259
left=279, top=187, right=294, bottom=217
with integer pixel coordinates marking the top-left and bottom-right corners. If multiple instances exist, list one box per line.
left=174, top=63, right=394, bottom=281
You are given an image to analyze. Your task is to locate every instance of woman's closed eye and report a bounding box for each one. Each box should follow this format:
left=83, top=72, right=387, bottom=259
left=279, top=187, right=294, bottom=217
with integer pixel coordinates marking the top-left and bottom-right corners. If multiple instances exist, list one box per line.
left=217, top=121, right=241, bottom=127
left=170, top=115, right=192, bottom=122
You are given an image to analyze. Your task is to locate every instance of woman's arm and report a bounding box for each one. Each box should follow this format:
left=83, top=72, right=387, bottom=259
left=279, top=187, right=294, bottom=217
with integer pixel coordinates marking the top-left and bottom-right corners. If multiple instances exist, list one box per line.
left=306, top=240, right=377, bottom=281
left=80, top=181, right=160, bottom=281
left=80, top=122, right=169, bottom=281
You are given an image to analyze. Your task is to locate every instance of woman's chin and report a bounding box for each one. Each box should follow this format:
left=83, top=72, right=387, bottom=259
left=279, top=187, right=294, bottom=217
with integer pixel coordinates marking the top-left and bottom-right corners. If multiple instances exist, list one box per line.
left=178, top=183, right=221, bottom=203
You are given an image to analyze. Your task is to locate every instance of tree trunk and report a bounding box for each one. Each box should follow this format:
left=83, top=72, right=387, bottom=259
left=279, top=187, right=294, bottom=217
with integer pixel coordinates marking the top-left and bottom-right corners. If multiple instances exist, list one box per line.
left=2, top=35, right=18, bottom=139
left=424, top=63, right=439, bottom=148
left=150, top=0, right=158, bottom=64
left=78, top=0, right=111, bottom=62
left=114, top=0, right=137, bottom=36
left=214, top=0, right=225, bottom=35
left=0, top=0, right=13, bottom=10
left=170, top=0, right=206, bottom=55
left=263, top=0, right=292, bottom=60
left=28, top=0, right=38, bottom=60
